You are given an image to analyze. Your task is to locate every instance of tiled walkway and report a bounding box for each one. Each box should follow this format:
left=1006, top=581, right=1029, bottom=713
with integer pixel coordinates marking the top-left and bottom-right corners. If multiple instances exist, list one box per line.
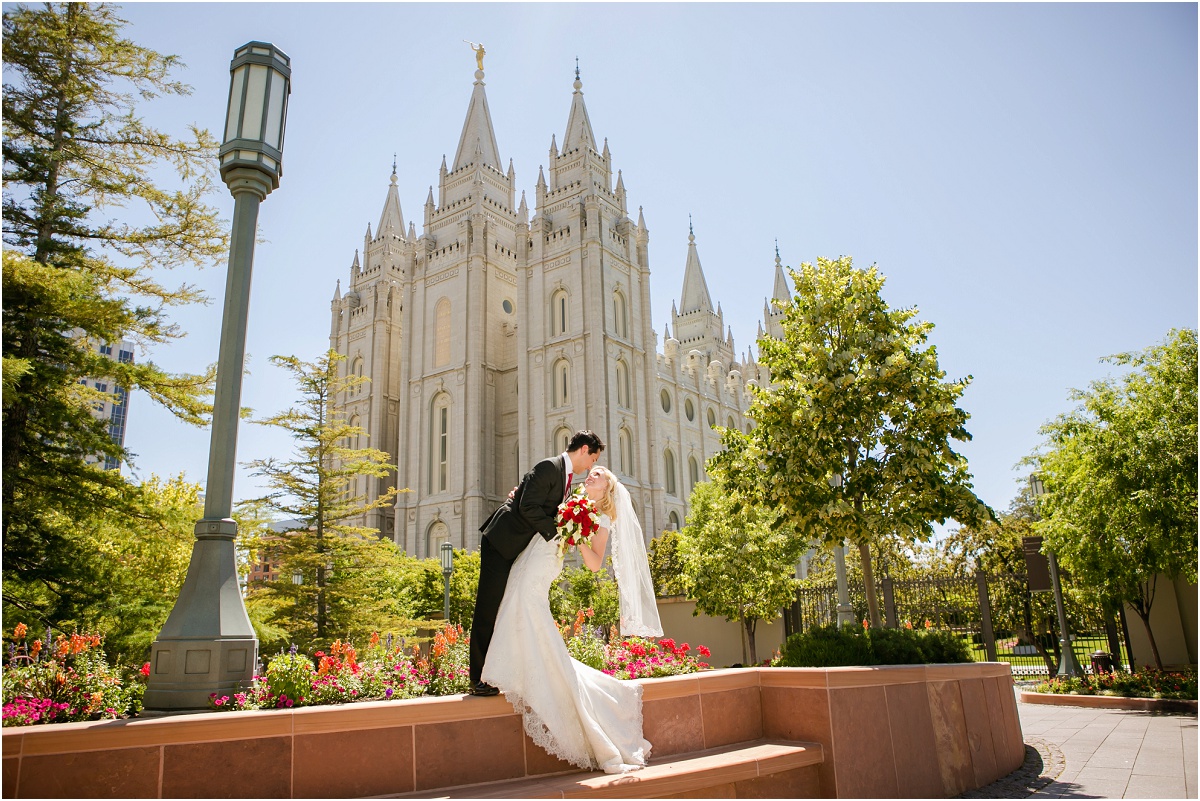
left=981, top=697, right=1198, bottom=799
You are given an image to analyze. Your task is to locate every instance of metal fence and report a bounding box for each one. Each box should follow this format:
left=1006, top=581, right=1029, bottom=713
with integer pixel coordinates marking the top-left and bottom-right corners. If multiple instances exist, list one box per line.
left=790, top=571, right=1133, bottom=678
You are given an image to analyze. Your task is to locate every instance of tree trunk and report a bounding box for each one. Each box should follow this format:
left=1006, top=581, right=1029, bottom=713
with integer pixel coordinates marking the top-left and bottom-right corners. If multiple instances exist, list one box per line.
left=858, top=542, right=882, bottom=629
left=744, top=616, right=758, bottom=665
left=1133, top=607, right=1163, bottom=670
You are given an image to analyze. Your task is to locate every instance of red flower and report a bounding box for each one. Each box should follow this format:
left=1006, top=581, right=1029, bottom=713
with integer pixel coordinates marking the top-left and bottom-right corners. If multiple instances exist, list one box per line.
left=140, top=662, right=151, bottom=677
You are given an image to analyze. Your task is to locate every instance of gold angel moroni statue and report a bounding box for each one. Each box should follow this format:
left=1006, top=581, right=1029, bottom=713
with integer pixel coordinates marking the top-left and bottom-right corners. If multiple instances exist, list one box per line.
left=464, top=40, right=485, bottom=71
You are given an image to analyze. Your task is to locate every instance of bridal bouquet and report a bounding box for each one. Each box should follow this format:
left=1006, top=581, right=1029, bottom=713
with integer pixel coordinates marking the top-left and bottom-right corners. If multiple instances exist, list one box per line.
left=556, top=488, right=600, bottom=559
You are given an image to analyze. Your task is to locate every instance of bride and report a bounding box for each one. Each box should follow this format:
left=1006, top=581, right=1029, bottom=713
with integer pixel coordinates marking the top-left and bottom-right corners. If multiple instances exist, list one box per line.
left=481, top=465, right=663, bottom=775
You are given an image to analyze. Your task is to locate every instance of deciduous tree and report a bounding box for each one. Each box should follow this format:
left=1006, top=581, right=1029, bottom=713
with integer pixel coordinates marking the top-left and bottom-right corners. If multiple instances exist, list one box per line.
left=713, top=256, right=992, bottom=627
left=677, top=479, right=798, bottom=664
left=1034, top=328, right=1198, bottom=669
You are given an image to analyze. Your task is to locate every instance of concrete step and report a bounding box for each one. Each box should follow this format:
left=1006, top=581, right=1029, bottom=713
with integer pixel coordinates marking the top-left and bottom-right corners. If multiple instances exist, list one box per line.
left=385, top=738, right=824, bottom=799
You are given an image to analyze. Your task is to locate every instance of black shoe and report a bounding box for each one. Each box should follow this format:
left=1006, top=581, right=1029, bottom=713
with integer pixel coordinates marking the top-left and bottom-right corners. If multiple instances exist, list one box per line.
left=469, top=682, right=499, bottom=697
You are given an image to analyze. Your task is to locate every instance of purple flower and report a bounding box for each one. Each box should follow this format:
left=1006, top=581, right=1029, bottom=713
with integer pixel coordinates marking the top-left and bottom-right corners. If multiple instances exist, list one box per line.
left=385, top=687, right=394, bottom=699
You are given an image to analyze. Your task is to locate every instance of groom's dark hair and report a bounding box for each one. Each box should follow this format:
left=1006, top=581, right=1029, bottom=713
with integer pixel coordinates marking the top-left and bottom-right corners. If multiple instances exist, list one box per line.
left=567, top=430, right=605, bottom=455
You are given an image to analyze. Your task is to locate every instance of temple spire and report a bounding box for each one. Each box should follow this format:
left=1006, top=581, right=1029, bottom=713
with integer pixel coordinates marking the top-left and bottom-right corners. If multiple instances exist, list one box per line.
left=772, top=241, right=791, bottom=302
left=452, top=58, right=502, bottom=170
left=561, top=60, right=597, bottom=153
left=679, top=219, right=714, bottom=315
left=377, top=168, right=405, bottom=235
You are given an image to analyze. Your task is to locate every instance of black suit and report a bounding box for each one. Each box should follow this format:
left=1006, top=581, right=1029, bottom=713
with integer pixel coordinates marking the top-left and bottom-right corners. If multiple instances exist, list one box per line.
left=469, top=454, right=569, bottom=685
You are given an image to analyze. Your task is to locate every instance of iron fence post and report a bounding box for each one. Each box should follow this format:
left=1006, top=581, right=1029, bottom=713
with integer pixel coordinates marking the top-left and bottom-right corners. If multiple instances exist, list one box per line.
left=976, top=570, right=998, bottom=662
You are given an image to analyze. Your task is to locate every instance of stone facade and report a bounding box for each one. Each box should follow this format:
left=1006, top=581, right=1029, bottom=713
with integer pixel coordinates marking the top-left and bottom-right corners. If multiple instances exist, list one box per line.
left=329, top=64, right=791, bottom=558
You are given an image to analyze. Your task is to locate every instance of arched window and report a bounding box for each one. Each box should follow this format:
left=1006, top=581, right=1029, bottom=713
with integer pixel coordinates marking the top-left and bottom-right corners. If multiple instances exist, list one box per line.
left=689, top=456, right=700, bottom=491
left=684, top=398, right=695, bottom=421
left=348, top=415, right=362, bottom=451
left=554, top=427, right=572, bottom=455
left=350, top=357, right=364, bottom=396
left=430, top=394, right=450, bottom=493
left=664, top=449, right=677, bottom=496
left=551, top=289, right=568, bottom=336
left=707, top=407, right=717, bottom=428
left=669, top=511, right=681, bottom=531
left=613, top=290, right=628, bottom=338
left=618, top=428, right=633, bottom=476
left=727, top=415, right=735, bottom=430
left=427, top=520, right=449, bottom=562
left=616, top=359, right=630, bottom=408
left=434, top=298, right=451, bottom=367
left=552, top=358, right=571, bottom=408
left=660, top=389, right=672, bottom=414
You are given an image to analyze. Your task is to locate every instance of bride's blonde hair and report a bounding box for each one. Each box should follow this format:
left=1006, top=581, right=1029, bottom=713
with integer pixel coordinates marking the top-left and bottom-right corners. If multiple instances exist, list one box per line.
left=591, top=466, right=618, bottom=519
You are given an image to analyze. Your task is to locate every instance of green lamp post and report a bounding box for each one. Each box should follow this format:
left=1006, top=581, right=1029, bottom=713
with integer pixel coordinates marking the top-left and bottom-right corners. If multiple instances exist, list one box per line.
left=144, top=42, right=291, bottom=710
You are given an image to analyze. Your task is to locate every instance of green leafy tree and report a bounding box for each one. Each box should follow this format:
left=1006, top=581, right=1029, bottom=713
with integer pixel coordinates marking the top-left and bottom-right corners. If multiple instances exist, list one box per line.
left=3, top=473, right=202, bottom=667
left=712, top=256, right=992, bottom=628
left=413, top=549, right=482, bottom=629
left=1034, top=329, right=1198, bottom=669
left=647, top=529, right=688, bottom=597
left=242, top=350, right=403, bottom=650
left=2, top=3, right=224, bottom=623
left=549, top=559, right=621, bottom=634
left=678, top=479, right=799, bottom=665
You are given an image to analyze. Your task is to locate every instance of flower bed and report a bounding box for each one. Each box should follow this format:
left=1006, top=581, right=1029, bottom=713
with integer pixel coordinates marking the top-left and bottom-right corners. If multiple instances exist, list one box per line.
left=4, top=620, right=711, bottom=724
left=2, top=626, right=146, bottom=726
left=1032, top=669, right=1196, bottom=700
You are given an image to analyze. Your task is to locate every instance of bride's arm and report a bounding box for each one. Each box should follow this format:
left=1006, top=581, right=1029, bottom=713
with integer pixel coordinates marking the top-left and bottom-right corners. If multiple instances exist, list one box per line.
left=579, top=527, right=610, bottom=572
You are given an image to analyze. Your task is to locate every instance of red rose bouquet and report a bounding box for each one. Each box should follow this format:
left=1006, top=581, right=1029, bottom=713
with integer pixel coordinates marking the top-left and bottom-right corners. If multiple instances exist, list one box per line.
left=556, top=487, right=600, bottom=559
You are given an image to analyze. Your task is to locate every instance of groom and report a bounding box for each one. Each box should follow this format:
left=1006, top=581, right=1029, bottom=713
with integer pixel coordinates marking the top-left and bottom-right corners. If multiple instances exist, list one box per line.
left=468, top=430, right=604, bottom=696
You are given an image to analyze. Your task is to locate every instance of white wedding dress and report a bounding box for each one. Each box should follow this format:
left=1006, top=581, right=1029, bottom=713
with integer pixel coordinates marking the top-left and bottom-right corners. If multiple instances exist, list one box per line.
left=482, top=523, right=653, bottom=774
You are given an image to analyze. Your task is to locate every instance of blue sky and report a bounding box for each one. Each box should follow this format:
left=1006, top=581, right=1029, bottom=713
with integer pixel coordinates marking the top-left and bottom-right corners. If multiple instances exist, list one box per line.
left=94, top=2, right=1196, bottom=523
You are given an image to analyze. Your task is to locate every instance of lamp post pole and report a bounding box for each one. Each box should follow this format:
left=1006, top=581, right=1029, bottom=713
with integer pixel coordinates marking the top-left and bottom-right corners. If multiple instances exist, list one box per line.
left=144, top=42, right=291, bottom=710
left=440, top=542, right=455, bottom=623
left=828, top=473, right=855, bottom=627
left=1029, top=476, right=1085, bottom=678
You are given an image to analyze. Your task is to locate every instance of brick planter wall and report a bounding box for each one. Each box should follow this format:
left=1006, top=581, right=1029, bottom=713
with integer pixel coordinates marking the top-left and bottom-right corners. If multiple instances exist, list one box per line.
left=2, top=662, right=1021, bottom=798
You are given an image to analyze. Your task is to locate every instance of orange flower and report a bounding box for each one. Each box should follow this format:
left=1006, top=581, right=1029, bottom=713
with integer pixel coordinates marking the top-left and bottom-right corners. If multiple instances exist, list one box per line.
left=30, top=640, right=42, bottom=657
left=924, top=619, right=933, bottom=630
left=369, top=631, right=380, bottom=647
left=904, top=620, right=913, bottom=630
left=862, top=619, right=869, bottom=630
left=13, top=623, right=27, bottom=640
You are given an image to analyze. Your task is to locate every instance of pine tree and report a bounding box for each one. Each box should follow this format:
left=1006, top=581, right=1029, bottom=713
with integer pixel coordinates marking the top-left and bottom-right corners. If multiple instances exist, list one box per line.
left=243, top=351, right=404, bottom=649
left=2, top=3, right=226, bottom=623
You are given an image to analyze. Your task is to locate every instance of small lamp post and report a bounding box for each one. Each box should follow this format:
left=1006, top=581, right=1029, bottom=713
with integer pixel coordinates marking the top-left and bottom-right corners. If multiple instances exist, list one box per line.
left=440, top=542, right=455, bottom=623
left=1029, top=476, right=1085, bottom=677
left=828, top=473, right=855, bottom=627
left=144, top=42, right=291, bottom=710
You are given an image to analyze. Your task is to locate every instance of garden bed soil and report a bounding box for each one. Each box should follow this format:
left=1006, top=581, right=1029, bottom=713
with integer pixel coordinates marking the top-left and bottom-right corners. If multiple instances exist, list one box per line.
left=1018, top=690, right=1197, bottom=714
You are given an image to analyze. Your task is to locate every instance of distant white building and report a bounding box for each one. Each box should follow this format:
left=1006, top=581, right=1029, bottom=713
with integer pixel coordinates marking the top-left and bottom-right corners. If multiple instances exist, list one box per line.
left=82, top=338, right=134, bottom=472
left=329, top=60, right=793, bottom=557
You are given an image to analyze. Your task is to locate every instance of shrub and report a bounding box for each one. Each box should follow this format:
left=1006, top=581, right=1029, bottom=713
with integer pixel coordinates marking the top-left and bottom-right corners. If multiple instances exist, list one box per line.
left=776, top=624, right=874, bottom=667
left=261, top=648, right=315, bottom=708
left=917, top=629, right=972, bottom=663
left=1034, top=669, right=1196, bottom=700
left=774, top=624, right=972, bottom=668
left=869, top=627, right=926, bottom=665
left=604, top=637, right=710, bottom=679
left=560, top=609, right=607, bottom=671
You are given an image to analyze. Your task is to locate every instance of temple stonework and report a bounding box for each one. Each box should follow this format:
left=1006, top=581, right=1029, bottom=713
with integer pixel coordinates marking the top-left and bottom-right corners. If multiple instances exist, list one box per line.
left=329, top=62, right=792, bottom=557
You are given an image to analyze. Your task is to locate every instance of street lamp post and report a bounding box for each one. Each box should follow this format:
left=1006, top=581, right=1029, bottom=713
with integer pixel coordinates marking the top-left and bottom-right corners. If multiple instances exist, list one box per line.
left=440, top=542, right=455, bottom=623
left=828, top=473, right=855, bottom=627
left=144, top=42, right=291, bottom=710
left=1029, top=476, right=1085, bottom=678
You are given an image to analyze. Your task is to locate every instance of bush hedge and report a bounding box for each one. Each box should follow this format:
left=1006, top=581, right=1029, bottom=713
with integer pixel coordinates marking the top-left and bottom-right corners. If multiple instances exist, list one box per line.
left=774, top=624, right=972, bottom=667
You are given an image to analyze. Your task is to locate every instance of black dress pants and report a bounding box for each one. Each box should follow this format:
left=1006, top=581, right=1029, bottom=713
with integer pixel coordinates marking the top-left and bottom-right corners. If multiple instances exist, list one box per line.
left=469, top=536, right=517, bottom=685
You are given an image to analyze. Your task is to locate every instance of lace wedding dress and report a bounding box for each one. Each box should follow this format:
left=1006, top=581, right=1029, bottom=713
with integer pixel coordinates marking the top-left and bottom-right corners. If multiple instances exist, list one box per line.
left=482, top=530, right=652, bottom=774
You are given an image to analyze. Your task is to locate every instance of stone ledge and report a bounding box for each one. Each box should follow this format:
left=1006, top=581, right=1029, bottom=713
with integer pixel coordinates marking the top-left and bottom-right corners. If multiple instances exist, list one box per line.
left=1018, top=691, right=1198, bottom=713
left=386, top=738, right=824, bottom=798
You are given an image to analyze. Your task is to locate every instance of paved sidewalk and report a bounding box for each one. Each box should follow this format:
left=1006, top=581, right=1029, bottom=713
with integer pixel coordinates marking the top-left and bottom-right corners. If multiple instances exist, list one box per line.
left=1015, top=696, right=1197, bottom=799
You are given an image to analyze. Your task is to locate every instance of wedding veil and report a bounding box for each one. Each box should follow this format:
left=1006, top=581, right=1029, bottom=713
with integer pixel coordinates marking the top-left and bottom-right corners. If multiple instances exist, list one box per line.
left=609, top=482, right=663, bottom=638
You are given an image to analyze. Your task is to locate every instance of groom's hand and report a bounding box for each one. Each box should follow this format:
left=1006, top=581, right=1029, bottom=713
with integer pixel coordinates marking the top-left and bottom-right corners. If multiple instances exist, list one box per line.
left=507, top=486, right=517, bottom=501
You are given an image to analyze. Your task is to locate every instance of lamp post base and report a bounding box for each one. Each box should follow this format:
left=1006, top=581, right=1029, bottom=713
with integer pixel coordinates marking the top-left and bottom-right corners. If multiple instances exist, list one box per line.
left=143, top=522, right=258, bottom=710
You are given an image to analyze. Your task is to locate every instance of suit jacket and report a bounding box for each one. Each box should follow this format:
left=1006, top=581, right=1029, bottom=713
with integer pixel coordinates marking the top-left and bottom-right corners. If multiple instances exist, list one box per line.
left=479, top=455, right=567, bottom=561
